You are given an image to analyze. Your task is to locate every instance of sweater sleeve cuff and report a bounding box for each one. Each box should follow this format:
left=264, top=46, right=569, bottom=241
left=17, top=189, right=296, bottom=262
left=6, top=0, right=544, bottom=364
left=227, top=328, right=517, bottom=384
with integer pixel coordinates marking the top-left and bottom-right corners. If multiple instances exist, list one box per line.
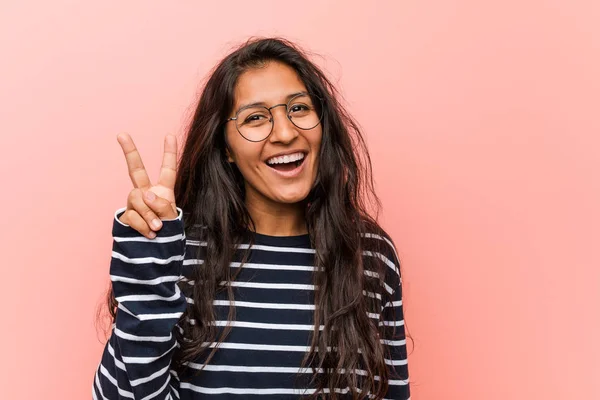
left=112, top=207, right=184, bottom=237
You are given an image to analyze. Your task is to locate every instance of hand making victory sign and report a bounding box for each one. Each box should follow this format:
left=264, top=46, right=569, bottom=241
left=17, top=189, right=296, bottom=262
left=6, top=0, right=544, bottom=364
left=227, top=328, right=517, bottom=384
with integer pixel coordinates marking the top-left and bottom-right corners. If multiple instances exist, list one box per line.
left=116, top=133, right=179, bottom=239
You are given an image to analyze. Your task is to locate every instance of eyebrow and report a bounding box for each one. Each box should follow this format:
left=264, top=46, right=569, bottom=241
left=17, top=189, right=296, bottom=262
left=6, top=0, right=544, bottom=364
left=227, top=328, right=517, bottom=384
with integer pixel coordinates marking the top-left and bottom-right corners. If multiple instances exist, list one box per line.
left=234, top=91, right=308, bottom=114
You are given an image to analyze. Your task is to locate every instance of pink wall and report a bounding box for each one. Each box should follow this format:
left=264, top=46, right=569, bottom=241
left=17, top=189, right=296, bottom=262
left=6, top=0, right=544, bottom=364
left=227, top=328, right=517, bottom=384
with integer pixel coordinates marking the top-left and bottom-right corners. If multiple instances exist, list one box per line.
left=1, top=1, right=598, bottom=398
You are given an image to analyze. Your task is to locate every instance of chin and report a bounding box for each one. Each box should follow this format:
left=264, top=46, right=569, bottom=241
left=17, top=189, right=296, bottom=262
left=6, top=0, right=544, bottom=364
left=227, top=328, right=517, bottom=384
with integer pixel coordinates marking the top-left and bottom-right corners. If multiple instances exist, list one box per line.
left=270, top=187, right=311, bottom=204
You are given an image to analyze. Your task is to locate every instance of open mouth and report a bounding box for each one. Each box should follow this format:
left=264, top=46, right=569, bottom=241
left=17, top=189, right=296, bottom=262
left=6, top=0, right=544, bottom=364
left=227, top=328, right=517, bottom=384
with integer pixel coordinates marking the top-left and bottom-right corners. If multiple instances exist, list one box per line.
left=267, top=157, right=305, bottom=172
left=265, top=153, right=307, bottom=174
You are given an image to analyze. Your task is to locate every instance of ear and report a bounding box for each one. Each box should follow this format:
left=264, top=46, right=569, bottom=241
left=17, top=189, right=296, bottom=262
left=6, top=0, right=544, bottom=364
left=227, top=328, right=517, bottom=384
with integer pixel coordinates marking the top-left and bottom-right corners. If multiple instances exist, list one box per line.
left=225, top=146, right=235, bottom=163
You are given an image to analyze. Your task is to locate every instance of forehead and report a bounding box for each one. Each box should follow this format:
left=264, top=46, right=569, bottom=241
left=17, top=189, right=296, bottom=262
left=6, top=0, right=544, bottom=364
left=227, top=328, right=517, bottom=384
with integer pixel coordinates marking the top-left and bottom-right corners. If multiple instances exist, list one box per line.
left=233, top=61, right=308, bottom=108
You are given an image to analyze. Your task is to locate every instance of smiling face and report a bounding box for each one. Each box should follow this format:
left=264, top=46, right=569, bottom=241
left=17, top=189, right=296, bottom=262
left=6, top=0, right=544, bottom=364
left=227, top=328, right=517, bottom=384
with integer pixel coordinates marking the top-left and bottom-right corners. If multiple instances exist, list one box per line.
left=225, top=61, right=323, bottom=209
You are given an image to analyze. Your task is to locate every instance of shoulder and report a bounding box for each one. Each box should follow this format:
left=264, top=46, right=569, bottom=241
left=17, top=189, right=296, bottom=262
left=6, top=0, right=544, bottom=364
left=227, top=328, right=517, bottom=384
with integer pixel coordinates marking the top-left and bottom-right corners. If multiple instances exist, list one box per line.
left=360, top=220, right=402, bottom=290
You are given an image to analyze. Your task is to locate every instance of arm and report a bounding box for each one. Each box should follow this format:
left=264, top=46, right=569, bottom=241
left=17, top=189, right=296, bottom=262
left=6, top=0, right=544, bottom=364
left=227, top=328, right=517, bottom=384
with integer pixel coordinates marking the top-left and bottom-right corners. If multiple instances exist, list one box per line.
left=93, top=207, right=187, bottom=400
left=380, top=243, right=411, bottom=399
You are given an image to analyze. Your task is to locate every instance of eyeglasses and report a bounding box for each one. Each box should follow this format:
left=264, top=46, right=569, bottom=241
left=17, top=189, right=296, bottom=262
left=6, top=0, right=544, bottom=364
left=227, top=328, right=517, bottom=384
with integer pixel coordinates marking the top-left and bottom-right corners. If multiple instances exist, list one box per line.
left=225, top=92, right=324, bottom=142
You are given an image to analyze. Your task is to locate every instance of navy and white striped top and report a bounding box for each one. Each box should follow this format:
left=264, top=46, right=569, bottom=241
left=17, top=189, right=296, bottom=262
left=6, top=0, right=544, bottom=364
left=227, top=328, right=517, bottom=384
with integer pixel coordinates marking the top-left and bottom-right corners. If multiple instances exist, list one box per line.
left=93, top=207, right=410, bottom=399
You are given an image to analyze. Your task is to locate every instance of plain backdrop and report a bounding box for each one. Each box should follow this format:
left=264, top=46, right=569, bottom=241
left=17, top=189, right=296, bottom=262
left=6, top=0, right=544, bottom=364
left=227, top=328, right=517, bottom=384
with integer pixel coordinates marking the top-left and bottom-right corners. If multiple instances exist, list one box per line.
left=0, top=1, right=598, bottom=399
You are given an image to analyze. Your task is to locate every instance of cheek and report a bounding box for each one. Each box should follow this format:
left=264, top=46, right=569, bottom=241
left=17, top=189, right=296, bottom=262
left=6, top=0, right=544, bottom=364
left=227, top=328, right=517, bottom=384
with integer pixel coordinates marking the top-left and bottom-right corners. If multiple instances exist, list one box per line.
left=226, top=135, right=263, bottom=174
left=226, top=129, right=247, bottom=160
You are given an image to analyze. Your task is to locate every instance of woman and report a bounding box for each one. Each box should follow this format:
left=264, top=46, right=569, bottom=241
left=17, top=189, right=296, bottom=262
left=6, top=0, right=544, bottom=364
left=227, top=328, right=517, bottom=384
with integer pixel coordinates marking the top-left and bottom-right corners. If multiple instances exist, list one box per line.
left=94, top=37, right=410, bottom=399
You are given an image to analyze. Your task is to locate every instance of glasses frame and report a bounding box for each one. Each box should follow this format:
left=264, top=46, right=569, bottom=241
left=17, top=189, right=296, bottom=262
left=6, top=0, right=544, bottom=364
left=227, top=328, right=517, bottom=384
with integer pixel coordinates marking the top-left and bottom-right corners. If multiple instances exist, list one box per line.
left=225, top=92, right=324, bottom=142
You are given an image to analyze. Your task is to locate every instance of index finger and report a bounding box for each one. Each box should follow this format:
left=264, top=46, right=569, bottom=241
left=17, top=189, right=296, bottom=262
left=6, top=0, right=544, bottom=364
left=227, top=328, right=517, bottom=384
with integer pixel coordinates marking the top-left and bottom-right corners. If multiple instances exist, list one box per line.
left=157, top=134, right=178, bottom=190
left=117, top=133, right=152, bottom=189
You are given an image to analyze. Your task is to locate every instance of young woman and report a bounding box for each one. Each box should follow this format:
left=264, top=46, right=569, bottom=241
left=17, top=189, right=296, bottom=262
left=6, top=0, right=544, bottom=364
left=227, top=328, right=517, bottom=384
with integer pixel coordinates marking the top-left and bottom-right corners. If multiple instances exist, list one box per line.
left=94, top=37, right=410, bottom=399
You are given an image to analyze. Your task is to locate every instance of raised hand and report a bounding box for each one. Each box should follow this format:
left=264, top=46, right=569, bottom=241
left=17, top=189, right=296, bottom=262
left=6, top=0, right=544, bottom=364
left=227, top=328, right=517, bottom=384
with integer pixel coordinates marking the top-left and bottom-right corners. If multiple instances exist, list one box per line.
left=116, top=133, right=179, bottom=239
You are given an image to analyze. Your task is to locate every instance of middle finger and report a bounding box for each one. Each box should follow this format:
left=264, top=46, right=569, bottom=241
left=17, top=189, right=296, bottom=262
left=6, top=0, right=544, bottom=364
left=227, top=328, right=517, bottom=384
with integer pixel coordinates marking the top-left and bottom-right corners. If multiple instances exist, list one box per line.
left=117, top=133, right=152, bottom=189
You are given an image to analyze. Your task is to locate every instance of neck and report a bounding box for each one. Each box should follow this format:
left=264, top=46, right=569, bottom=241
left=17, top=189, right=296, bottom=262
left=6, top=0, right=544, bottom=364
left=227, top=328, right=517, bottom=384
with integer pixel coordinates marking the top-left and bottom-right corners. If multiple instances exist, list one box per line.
left=245, top=191, right=308, bottom=237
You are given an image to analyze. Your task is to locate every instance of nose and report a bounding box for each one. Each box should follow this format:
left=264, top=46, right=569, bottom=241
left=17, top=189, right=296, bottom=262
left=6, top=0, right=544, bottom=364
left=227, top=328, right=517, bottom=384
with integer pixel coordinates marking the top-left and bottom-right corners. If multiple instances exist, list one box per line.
left=268, top=104, right=298, bottom=144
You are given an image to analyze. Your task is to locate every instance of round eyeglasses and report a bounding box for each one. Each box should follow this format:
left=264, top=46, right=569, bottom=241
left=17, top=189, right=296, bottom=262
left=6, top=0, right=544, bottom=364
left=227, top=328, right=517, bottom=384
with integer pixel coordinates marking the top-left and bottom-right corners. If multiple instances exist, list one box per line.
left=225, top=92, right=324, bottom=142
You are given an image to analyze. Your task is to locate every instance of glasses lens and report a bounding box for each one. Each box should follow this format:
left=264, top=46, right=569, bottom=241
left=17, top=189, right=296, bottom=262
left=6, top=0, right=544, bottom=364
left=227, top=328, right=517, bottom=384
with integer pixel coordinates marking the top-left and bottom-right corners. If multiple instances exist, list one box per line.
left=236, top=106, right=272, bottom=141
left=287, top=94, right=323, bottom=130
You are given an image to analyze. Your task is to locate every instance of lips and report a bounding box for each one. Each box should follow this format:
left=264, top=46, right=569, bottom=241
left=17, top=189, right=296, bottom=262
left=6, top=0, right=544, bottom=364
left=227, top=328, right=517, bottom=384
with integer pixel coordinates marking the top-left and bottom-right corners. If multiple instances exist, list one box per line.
left=265, top=154, right=307, bottom=178
left=264, top=150, right=308, bottom=164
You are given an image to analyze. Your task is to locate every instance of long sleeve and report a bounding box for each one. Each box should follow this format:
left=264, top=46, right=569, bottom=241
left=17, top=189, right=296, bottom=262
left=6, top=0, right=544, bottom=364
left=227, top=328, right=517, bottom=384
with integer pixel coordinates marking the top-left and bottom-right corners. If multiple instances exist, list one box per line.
left=379, top=243, right=411, bottom=399
left=93, top=207, right=187, bottom=400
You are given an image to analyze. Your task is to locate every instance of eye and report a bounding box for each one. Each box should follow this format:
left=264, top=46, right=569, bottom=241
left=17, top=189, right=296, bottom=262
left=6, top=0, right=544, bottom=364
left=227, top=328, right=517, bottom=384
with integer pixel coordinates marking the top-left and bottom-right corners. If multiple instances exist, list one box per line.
left=289, top=103, right=311, bottom=114
left=245, top=114, right=267, bottom=123
left=239, top=109, right=271, bottom=126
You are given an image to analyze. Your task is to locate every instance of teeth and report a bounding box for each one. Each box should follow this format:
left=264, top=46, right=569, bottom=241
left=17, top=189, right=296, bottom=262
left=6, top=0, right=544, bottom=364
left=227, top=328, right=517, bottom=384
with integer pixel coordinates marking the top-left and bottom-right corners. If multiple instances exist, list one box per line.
left=267, top=152, right=305, bottom=165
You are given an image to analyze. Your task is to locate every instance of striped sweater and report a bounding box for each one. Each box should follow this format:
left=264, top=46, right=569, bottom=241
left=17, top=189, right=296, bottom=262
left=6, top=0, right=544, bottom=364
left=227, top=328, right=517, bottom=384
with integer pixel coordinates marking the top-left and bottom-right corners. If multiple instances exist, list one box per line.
left=93, top=207, right=410, bottom=399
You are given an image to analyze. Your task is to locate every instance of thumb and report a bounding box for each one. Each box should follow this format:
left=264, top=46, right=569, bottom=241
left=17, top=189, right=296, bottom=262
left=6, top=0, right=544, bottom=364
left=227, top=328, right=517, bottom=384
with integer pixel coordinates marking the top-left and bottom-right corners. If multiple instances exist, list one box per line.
left=143, top=190, right=178, bottom=220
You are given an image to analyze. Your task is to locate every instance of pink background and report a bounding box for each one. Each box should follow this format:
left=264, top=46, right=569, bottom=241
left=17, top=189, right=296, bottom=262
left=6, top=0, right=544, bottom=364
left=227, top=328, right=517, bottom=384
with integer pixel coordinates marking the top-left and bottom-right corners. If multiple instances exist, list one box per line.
left=1, top=1, right=599, bottom=399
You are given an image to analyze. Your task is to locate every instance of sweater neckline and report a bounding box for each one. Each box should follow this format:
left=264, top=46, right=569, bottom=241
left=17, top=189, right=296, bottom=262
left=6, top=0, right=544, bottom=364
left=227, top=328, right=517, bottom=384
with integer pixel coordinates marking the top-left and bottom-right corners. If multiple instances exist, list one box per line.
left=246, top=229, right=311, bottom=247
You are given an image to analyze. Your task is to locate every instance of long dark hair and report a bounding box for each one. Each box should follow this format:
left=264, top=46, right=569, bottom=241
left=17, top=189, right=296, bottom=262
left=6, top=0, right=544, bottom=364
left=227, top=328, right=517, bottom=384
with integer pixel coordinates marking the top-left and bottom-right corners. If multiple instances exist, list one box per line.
left=106, top=37, right=409, bottom=399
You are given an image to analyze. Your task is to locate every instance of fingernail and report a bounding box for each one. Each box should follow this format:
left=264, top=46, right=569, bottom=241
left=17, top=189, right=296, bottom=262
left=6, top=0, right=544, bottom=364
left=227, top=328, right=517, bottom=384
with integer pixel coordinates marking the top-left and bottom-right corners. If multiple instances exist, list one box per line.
left=152, top=219, right=162, bottom=229
left=148, top=231, right=156, bottom=239
left=145, top=191, right=156, bottom=202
